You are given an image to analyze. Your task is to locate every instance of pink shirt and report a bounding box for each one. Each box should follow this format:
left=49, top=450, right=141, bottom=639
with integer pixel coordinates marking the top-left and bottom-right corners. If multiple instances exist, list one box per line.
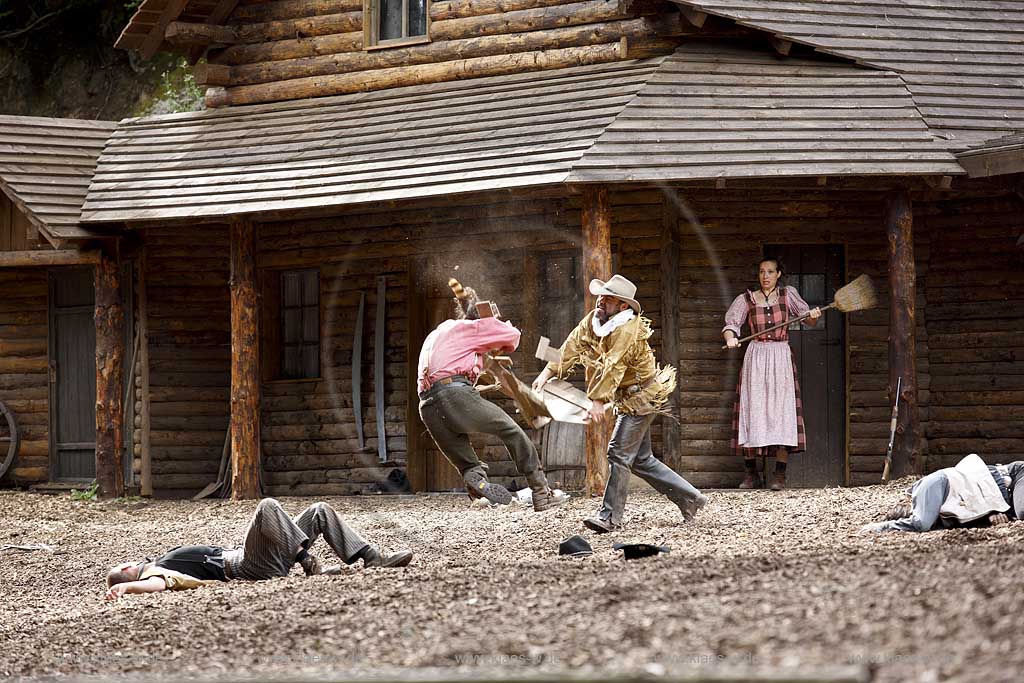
left=417, top=317, right=521, bottom=393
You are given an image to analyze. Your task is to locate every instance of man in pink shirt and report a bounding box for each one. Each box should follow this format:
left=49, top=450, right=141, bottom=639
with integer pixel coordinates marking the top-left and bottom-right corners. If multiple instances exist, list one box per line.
left=417, top=286, right=569, bottom=512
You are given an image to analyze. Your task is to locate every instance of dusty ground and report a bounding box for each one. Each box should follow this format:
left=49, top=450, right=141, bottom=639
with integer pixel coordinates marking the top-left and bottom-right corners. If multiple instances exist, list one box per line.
left=1, top=483, right=1022, bottom=683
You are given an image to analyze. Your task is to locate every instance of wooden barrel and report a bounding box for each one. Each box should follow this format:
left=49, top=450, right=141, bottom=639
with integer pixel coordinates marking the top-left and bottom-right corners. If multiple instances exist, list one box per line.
left=541, top=421, right=586, bottom=491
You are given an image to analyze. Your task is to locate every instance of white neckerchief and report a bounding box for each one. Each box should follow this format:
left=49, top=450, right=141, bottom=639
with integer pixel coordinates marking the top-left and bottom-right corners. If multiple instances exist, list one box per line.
left=592, top=309, right=635, bottom=337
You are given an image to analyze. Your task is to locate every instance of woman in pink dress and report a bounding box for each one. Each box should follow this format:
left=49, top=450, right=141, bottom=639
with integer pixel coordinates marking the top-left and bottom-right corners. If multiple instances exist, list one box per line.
left=722, top=258, right=821, bottom=490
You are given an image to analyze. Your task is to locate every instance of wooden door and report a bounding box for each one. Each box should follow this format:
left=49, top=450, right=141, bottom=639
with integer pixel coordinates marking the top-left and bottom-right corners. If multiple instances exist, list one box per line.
left=765, top=244, right=846, bottom=487
left=421, top=296, right=465, bottom=492
left=49, top=268, right=96, bottom=481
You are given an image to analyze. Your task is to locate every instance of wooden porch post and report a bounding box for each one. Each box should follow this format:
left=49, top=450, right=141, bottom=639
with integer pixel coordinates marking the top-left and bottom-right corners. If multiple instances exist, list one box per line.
left=660, top=198, right=682, bottom=471
left=94, top=244, right=125, bottom=499
left=885, top=191, right=920, bottom=477
left=230, top=219, right=262, bottom=499
left=582, top=185, right=612, bottom=496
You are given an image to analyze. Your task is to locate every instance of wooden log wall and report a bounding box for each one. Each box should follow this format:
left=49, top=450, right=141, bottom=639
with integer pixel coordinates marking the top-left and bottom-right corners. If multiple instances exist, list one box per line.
left=255, top=189, right=578, bottom=495
left=200, top=0, right=689, bottom=106
left=0, top=194, right=50, bottom=486
left=0, top=267, right=49, bottom=486
left=919, top=192, right=1024, bottom=469
left=142, top=227, right=231, bottom=497
left=635, top=184, right=932, bottom=488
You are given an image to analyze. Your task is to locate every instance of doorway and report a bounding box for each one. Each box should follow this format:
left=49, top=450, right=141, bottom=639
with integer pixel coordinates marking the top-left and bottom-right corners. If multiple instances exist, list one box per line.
left=764, top=244, right=846, bottom=487
left=48, top=268, right=96, bottom=481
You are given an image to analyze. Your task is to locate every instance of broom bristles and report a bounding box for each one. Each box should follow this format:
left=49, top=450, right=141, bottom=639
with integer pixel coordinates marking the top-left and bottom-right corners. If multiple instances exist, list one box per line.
left=833, top=274, right=877, bottom=313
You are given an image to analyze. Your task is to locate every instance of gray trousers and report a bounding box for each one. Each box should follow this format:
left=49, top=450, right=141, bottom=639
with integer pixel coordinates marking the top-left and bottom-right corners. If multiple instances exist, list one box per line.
left=225, top=499, right=370, bottom=580
left=419, top=384, right=542, bottom=482
left=882, top=471, right=949, bottom=532
left=599, top=414, right=703, bottom=525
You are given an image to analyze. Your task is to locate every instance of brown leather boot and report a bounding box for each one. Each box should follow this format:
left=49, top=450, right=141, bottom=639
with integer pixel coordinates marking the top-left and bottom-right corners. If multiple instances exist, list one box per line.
left=738, top=460, right=762, bottom=489
left=769, top=469, right=786, bottom=491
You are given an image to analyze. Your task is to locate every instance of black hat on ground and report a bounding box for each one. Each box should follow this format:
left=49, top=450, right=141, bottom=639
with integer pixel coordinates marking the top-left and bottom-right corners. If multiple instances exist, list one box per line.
left=558, top=535, right=593, bottom=557
left=613, top=542, right=671, bottom=560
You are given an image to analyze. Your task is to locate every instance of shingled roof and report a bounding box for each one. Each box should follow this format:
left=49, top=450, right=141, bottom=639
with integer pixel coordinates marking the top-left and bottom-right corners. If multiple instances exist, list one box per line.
left=670, top=0, right=1024, bottom=149
left=81, top=44, right=961, bottom=225
left=0, top=115, right=116, bottom=246
left=571, top=44, right=962, bottom=182
left=80, top=59, right=661, bottom=223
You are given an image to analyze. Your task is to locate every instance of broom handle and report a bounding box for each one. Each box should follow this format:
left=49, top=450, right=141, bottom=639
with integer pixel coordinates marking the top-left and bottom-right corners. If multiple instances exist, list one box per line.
left=722, top=303, right=835, bottom=350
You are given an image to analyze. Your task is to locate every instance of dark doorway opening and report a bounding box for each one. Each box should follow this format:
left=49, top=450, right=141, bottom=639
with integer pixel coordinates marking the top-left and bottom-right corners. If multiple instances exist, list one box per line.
left=764, top=244, right=847, bottom=487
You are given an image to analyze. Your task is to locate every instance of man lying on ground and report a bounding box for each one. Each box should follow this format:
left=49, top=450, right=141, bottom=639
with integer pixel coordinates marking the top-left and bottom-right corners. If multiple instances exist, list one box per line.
left=861, top=453, right=1024, bottom=533
left=105, top=498, right=412, bottom=600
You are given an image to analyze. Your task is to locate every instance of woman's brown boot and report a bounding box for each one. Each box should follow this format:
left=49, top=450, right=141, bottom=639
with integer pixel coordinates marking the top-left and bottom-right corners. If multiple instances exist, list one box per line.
left=738, top=459, right=762, bottom=489
left=770, top=461, right=787, bottom=491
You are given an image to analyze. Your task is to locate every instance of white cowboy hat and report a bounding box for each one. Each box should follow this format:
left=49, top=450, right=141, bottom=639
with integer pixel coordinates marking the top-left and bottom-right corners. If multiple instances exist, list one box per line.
left=589, top=274, right=642, bottom=313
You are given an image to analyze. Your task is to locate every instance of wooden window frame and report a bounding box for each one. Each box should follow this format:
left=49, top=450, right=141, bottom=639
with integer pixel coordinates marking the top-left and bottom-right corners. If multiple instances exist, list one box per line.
left=264, top=268, right=322, bottom=382
left=363, top=0, right=430, bottom=50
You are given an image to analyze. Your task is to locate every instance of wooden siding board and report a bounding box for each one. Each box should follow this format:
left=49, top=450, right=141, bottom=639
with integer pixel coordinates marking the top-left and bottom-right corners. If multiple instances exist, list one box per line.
left=669, top=0, right=1024, bottom=146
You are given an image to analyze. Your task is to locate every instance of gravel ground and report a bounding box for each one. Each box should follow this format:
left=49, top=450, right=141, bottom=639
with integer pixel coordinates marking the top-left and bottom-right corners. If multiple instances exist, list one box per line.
left=1, top=482, right=1022, bottom=683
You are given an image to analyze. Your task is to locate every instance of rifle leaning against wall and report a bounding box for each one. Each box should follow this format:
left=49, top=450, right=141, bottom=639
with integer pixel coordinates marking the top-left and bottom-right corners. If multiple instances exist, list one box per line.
left=881, top=376, right=902, bottom=484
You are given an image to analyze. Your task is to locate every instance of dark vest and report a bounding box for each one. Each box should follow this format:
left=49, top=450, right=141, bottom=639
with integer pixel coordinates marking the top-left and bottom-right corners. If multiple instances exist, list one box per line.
left=155, top=545, right=228, bottom=581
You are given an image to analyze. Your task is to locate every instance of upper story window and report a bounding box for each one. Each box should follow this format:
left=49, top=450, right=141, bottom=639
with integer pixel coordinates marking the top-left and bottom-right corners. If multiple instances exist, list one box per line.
left=364, top=0, right=428, bottom=48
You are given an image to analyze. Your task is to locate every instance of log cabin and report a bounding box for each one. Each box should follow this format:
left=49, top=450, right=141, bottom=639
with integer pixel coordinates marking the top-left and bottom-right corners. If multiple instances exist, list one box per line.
left=1, top=0, right=1022, bottom=498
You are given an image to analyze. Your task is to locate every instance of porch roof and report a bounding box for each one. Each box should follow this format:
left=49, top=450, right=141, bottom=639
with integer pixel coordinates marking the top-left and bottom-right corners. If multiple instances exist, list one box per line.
left=669, top=0, right=1024, bottom=149
left=956, top=133, right=1024, bottom=178
left=81, top=44, right=961, bottom=226
left=569, top=44, right=964, bottom=183
left=80, top=58, right=663, bottom=224
left=0, top=115, right=116, bottom=246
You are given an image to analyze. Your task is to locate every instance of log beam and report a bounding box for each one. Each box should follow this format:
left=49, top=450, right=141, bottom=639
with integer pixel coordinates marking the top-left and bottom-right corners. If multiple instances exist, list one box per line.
left=187, top=0, right=242, bottom=63
left=94, top=245, right=125, bottom=499
left=432, top=0, right=584, bottom=21
left=229, top=15, right=685, bottom=86
left=194, top=62, right=232, bottom=86
left=232, top=0, right=362, bottom=23
left=0, top=250, right=100, bottom=268
left=230, top=219, right=262, bottom=499
left=430, top=0, right=624, bottom=42
left=885, top=190, right=920, bottom=477
left=168, top=13, right=362, bottom=47
left=581, top=185, right=611, bottom=497
left=206, top=42, right=625, bottom=107
left=165, top=21, right=241, bottom=47
left=659, top=195, right=681, bottom=471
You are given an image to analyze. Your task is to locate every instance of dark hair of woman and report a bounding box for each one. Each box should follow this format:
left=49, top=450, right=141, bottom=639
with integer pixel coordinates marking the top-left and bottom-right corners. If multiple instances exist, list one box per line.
left=753, top=256, right=786, bottom=291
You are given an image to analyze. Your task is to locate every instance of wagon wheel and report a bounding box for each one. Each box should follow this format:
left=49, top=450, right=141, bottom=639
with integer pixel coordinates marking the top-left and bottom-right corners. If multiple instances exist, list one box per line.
left=0, top=400, right=20, bottom=480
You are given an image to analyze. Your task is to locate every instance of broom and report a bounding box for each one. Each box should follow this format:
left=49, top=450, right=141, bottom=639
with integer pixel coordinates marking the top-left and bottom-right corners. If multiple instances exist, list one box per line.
left=722, top=274, right=877, bottom=349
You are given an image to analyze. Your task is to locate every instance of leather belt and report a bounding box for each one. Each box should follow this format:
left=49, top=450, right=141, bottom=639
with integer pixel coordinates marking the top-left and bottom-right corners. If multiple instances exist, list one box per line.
left=420, top=374, right=472, bottom=399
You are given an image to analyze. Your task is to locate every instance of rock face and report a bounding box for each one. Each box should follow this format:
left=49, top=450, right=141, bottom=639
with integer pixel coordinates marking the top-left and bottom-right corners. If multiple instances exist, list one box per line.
left=0, top=1, right=201, bottom=119
left=0, top=484, right=1021, bottom=683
